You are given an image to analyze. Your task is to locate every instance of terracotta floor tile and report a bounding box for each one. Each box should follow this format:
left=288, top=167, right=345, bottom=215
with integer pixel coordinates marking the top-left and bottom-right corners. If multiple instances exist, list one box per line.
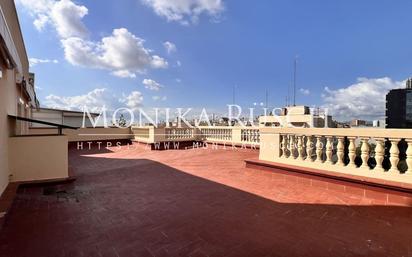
left=1, top=144, right=412, bottom=257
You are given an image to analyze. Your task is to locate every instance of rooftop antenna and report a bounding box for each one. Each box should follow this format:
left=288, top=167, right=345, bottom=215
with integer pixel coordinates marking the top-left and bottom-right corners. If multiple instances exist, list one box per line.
left=287, top=82, right=290, bottom=107
left=293, top=56, right=298, bottom=106
left=232, top=85, right=236, bottom=105
left=265, top=89, right=268, bottom=108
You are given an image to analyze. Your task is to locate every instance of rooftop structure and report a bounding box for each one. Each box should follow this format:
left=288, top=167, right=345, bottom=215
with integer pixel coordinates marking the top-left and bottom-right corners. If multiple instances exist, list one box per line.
left=259, top=105, right=334, bottom=128
left=386, top=78, right=412, bottom=128
left=31, top=107, right=100, bottom=128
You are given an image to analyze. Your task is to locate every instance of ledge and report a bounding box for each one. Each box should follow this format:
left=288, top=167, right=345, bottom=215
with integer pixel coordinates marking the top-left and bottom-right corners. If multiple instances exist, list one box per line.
left=245, top=158, right=412, bottom=206
left=0, top=170, right=76, bottom=231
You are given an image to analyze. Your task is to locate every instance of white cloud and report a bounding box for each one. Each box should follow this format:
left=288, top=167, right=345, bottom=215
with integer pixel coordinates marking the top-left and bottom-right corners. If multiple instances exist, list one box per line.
left=322, top=77, right=404, bottom=120
left=29, top=58, right=59, bottom=67
left=51, top=0, right=88, bottom=38
left=120, top=91, right=144, bottom=110
left=143, top=79, right=163, bottom=91
left=152, top=95, right=167, bottom=101
left=141, top=0, right=225, bottom=25
left=151, top=55, right=169, bottom=69
left=111, top=70, right=137, bottom=78
left=17, top=0, right=88, bottom=38
left=299, top=88, right=310, bottom=95
left=163, top=41, right=177, bottom=54
left=61, top=28, right=168, bottom=77
left=18, top=0, right=168, bottom=77
left=33, top=14, right=49, bottom=31
left=44, top=88, right=116, bottom=112
left=176, top=60, right=182, bottom=67
left=44, top=88, right=144, bottom=112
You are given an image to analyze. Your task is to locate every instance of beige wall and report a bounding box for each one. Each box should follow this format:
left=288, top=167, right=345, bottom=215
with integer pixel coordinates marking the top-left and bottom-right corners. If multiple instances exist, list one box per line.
left=8, top=135, right=69, bottom=182
left=259, top=115, right=314, bottom=128
left=0, top=69, right=14, bottom=194
left=0, top=0, right=34, bottom=195
left=0, top=0, right=29, bottom=78
left=0, top=65, right=26, bottom=195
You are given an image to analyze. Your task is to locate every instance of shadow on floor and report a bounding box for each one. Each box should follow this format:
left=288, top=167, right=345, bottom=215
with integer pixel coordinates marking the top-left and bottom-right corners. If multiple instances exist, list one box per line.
left=1, top=153, right=412, bottom=257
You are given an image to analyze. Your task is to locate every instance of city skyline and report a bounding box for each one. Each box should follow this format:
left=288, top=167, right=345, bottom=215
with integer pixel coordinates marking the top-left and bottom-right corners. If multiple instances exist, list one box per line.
left=16, top=0, right=412, bottom=120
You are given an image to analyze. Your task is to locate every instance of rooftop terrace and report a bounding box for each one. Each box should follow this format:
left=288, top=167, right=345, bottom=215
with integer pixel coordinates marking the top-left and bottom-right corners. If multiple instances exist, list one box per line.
left=1, top=143, right=412, bottom=257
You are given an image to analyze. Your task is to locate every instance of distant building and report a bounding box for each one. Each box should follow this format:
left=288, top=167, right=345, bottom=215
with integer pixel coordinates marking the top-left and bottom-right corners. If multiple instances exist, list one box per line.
left=350, top=119, right=367, bottom=127
left=386, top=78, right=412, bottom=128
left=335, top=121, right=351, bottom=128
left=373, top=120, right=385, bottom=128
left=31, top=108, right=100, bottom=128
left=259, top=105, right=334, bottom=128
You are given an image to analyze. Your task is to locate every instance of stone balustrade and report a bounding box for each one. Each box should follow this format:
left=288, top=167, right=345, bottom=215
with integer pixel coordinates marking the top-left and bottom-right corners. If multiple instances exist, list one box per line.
left=198, top=126, right=259, bottom=146
left=131, top=126, right=260, bottom=146
left=165, top=128, right=195, bottom=140
left=259, top=127, right=412, bottom=184
left=200, top=127, right=233, bottom=142
left=241, top=128, right=260, bottom=144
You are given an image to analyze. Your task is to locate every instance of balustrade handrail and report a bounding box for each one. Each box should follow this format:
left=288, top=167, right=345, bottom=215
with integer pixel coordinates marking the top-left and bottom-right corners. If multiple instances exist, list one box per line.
left=260, top=127, right=412, bottom=139
left=259, top=127, right=412, bottom=185
left=131, top=125, right=260, bottom=145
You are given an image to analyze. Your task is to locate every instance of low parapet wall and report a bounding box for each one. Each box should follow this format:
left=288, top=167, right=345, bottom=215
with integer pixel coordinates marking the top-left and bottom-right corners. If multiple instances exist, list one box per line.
left=259, top=127, right=412, bottom=186
left=8, top=135, right=69, bottom=183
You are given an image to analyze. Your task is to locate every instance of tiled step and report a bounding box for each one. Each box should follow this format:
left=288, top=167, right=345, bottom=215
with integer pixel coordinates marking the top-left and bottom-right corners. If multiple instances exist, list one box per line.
left=245, top=158, right=412, bottom=207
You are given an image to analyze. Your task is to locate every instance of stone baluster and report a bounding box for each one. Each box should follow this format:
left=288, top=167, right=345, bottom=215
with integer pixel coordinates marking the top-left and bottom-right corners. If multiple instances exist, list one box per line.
left=316, top=136, right=324, bottom=163
left=306, top=136, right=314, bottom=162
left=325, top=136, right=334, bottom=164
left=374, top=138, right=385, bottom=172
left=336, top=137, right=345, bottom=166
left=289, top=135, right=296, bottom=159
left=406, top=140, right=412, bottom=174
left=297, top=135, right=305, bottom=160
left=348, top=137, right=357, bottom=168
left=360, top=138, right=370, bottom=169
left=389, top=138, right=400, bottom=173
left=282, top=135, right=288, bottom=158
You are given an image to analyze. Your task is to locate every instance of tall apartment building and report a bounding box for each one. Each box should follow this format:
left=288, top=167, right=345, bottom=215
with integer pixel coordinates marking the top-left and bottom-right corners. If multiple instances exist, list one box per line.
left=385, top=78, right=412, bottom=128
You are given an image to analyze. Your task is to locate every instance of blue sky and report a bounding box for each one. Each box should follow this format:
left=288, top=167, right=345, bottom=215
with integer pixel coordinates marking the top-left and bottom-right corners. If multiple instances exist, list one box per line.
left=16, top=0, right=412, bottom=120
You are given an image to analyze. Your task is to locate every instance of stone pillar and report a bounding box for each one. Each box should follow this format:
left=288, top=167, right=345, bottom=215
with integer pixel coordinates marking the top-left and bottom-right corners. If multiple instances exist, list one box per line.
left=289, top=135, right=296, bottom=159
left=336, top=137, right=345, bottom=166
left=306, top=135, right=314, bottom=162
left=316, top=136, right=324, bottom=163
left=348, top=137, right=357, bottom=168
left=298, top=135, right=305, bottom=161
left=325, top=136, right=334, bottom=164
left=360, top=138, right=370, bottom=169
left=374, top=138, right=385, bottom=172
left=389, top=138, right=400, bottom=173
left=282, top=134, right=289, bottom=158
left=406, top=140, right=412, bottom=175
left=259, top=128, right=281, bottom=162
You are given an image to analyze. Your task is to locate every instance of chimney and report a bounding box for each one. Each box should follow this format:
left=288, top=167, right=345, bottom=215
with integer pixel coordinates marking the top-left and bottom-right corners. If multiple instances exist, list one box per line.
left=407, top=78, right=412, bottom=89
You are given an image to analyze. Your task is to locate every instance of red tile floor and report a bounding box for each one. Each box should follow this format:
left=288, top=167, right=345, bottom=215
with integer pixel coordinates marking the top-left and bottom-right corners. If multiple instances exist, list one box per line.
left=1, top=142, right=412, bottom=257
